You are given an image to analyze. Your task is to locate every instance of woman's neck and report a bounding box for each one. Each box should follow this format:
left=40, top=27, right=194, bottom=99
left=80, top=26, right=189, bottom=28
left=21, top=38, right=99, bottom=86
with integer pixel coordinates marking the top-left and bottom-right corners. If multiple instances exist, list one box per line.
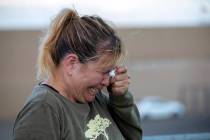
left=44, top=77, right=77, bottom=103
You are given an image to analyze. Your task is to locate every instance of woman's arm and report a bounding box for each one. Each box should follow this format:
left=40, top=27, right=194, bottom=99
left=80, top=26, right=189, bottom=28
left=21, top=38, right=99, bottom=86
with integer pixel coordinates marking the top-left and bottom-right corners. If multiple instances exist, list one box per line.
left=107, top=66, right=142, bottom=140
left=108, top=91, right=142, bottom=140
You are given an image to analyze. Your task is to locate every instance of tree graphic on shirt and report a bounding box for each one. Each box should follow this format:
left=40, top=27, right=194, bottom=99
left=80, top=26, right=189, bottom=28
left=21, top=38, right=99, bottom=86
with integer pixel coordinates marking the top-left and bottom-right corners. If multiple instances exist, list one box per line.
left=85, top=114, right=111, bottom=140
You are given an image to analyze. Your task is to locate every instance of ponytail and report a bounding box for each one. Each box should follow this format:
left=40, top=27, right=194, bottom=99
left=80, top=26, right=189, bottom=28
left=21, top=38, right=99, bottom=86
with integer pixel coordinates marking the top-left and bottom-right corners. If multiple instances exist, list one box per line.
left=37, top=9, right=78, bottom=80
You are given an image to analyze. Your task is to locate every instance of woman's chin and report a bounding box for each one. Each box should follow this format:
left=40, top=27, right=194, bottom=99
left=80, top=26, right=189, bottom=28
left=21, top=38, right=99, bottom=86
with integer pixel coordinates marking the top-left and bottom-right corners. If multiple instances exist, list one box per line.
left=85, top=94, right=96, bottom=102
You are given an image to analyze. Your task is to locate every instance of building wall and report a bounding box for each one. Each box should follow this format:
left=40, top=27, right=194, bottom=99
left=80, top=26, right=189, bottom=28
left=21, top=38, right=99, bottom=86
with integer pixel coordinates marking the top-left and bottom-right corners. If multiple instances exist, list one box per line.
left=0, top=27, right=210, bottom=120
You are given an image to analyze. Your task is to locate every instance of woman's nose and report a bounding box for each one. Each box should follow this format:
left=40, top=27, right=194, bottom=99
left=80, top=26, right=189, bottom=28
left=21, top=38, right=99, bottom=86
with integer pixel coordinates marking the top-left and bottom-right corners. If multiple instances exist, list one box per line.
left=101, top=75, right=110, bottom=86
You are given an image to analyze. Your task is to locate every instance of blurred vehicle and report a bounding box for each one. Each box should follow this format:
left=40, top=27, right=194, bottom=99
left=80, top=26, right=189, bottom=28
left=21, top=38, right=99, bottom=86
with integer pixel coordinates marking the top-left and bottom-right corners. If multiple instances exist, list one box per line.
left=137, top=96, right=186, bottom=120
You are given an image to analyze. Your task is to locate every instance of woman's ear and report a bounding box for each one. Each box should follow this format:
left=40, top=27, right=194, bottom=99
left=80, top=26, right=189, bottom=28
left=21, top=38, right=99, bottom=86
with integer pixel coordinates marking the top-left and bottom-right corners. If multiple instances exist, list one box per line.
left=63, top=54, right=79, bottom=76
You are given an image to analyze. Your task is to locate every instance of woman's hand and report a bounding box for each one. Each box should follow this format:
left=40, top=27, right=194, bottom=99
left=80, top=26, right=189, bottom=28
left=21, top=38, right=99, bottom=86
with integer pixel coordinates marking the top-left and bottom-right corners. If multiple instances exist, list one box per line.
left=108, top=66, right=130, bottom=96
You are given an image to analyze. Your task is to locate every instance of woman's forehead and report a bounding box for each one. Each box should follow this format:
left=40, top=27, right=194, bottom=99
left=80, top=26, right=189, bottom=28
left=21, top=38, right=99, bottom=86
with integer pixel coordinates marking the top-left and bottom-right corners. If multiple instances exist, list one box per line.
left=95, top=54, right=116, bottom=70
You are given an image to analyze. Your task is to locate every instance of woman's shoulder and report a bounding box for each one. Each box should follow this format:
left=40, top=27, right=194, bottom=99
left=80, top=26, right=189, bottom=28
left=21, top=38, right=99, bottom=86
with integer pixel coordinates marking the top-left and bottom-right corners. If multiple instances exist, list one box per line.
left=24, top=84, right=64, bottom=112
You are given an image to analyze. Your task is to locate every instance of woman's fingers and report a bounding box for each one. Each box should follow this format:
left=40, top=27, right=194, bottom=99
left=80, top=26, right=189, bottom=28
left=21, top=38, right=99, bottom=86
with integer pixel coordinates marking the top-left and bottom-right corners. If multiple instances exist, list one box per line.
left=109, top=66, right=130, bottom=95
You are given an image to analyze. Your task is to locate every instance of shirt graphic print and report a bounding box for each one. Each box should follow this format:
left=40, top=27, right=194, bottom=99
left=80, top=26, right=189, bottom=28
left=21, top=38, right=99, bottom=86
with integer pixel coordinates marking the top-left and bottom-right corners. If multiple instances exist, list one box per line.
left=85, top=114, right=111, bottom=140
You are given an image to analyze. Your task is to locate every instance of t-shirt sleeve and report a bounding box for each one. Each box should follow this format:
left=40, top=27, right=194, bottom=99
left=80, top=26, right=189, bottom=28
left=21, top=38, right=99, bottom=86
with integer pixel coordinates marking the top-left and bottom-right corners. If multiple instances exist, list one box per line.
left=108, top=91, right=142, bottom=140
left=13, top=101, right=60, bottom=140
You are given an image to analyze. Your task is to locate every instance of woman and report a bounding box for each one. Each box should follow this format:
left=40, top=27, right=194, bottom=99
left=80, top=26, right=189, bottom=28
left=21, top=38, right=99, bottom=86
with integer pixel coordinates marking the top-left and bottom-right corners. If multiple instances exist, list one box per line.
left=13, top=8, right=142, bottom=140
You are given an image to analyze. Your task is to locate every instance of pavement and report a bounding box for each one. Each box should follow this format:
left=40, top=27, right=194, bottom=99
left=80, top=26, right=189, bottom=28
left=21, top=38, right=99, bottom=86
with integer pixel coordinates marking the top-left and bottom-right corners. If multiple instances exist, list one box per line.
left=142, top=114, right=210, bottom=136
left=144, top=133, right=210, bottom=140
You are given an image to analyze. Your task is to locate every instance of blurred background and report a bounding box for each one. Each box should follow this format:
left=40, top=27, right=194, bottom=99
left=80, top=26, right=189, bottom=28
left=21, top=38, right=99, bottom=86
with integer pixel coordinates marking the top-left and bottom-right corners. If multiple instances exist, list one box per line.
left=0, top=0, right=210, bottom=140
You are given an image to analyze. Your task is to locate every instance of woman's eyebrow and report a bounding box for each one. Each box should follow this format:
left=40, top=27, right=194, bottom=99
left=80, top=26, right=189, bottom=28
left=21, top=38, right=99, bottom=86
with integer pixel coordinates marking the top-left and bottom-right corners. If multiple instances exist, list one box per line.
left=103, top=66, right=115, bottom=72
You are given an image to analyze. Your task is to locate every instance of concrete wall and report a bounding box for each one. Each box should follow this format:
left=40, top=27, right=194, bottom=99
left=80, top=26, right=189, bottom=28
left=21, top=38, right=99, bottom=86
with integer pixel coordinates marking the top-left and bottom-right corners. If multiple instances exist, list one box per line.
left=0, top=27, right=210, bottom=120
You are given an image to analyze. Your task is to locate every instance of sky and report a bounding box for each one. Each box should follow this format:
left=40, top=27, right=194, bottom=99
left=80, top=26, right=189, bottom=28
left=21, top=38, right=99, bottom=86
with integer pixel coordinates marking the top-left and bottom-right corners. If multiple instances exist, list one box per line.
left=0, top=0, right=210, bottom=30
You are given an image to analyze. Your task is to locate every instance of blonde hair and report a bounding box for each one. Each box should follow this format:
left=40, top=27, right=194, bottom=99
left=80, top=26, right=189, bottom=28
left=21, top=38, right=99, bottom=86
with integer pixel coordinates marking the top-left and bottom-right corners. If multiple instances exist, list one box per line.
left=37, top=8, right=124, bottom=80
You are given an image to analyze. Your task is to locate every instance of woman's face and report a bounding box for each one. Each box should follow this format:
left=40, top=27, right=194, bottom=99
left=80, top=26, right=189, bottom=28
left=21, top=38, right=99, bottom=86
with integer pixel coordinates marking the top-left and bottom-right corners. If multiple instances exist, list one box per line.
left=70, top=53, right=115, bottom=103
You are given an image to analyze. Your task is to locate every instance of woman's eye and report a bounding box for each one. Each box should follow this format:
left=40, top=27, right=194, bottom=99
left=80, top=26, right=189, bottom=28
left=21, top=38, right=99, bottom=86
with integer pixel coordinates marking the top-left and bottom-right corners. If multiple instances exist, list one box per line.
left=103, top=71, right=109, bottom=75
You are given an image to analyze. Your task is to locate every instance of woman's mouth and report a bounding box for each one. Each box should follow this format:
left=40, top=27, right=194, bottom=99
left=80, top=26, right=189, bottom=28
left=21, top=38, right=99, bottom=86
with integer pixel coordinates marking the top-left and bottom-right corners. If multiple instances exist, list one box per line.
left=89, top=87, right=99, bottom=95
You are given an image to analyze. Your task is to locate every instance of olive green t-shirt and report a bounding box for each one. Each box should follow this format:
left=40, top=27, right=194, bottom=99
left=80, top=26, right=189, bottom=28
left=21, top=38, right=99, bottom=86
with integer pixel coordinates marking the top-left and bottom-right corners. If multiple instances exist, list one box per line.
left=13, top=84, right=142, bottom=140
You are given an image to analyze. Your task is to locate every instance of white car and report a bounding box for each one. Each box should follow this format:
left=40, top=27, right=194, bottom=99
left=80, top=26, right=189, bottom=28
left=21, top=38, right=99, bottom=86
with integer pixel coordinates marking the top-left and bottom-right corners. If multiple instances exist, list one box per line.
left=137, top=96, right=186, bottom=120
